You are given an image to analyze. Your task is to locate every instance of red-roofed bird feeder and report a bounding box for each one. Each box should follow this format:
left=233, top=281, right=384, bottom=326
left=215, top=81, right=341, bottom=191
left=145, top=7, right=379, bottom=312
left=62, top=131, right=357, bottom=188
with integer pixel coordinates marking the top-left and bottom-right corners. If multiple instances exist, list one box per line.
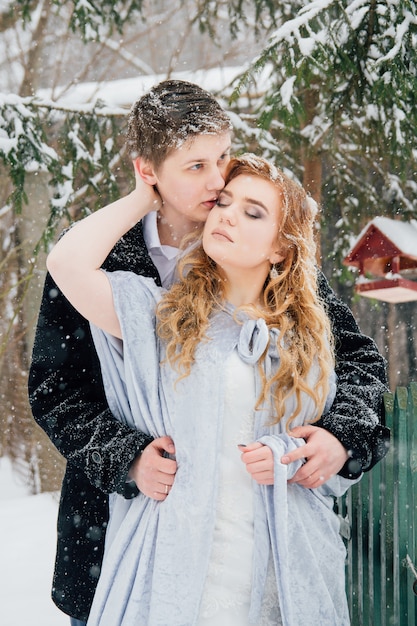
left=343, top=217, right=417, bottom=303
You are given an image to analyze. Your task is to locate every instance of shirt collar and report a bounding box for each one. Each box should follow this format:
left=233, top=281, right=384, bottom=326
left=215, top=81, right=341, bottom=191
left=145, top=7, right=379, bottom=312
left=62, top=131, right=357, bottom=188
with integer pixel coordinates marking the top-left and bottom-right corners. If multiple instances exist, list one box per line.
left=142, top=211, right=162, bottom=252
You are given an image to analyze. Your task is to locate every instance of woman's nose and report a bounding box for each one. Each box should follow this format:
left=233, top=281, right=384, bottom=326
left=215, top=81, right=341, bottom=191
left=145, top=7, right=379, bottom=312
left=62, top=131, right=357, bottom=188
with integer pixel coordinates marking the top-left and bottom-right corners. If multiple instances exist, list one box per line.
left=220, top=207, right=236, bottom=225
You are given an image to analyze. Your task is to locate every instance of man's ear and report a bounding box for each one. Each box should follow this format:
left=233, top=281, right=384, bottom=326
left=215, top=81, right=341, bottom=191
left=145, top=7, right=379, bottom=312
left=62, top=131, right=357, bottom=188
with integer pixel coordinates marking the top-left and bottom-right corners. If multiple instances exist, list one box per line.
left=133, top=157, right=158, bottom=185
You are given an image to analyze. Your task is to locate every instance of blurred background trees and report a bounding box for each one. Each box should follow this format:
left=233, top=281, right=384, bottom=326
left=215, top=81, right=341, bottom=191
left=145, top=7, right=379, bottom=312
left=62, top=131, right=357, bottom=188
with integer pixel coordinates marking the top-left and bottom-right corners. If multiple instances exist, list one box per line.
left=1, top=0, right=416, bottom=492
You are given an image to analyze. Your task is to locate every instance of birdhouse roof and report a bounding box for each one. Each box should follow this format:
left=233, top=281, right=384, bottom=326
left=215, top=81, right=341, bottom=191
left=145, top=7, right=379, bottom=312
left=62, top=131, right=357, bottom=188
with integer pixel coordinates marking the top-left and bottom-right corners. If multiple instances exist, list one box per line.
left=344, top=217, right=417, bottom=269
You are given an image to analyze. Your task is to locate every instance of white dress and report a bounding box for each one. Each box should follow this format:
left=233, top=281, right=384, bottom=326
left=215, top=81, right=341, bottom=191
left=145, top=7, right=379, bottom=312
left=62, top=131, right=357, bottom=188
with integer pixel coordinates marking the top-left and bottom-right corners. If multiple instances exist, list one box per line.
left=199, top=350, right=282, bottom=625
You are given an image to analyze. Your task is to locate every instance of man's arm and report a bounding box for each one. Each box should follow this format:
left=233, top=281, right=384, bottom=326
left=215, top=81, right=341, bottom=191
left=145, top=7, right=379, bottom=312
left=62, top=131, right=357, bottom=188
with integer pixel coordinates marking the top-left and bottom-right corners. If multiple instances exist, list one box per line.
left=28, top=270, right=154, bottom=497
left=317, top=270, right=390, bottom=476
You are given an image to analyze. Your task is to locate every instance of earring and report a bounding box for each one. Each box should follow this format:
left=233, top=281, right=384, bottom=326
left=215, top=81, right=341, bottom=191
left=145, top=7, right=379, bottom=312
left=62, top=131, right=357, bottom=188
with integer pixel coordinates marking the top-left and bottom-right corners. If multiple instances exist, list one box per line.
left=270, top=264, right=279, bottom=280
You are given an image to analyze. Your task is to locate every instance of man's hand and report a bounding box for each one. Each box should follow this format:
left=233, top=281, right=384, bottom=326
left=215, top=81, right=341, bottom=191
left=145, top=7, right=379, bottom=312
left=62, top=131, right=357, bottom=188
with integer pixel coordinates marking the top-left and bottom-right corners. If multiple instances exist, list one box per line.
left=238, top=442, right=274, bottom=485
left=128, top=436, right=177, bottom=500
left=281, top=425, right=349, bottom=489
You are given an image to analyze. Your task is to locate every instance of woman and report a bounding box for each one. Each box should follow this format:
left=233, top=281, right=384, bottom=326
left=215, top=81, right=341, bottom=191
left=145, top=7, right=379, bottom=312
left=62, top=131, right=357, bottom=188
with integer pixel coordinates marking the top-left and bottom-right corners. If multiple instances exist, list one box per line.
left=47, top=154, right=356, bottom=626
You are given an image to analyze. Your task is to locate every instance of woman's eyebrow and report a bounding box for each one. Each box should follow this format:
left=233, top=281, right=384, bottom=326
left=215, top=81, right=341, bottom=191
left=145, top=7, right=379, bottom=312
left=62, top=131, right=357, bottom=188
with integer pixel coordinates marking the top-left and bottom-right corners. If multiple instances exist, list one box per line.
left=221, top=188, right=270, bottom=213
left=243, top=197, right=270, bottom=213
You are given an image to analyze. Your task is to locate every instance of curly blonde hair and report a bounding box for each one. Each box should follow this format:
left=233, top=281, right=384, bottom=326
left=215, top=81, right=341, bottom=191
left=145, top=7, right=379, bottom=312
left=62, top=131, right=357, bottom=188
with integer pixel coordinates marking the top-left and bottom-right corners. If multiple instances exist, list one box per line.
left=156, top=154, right=334, bottom=428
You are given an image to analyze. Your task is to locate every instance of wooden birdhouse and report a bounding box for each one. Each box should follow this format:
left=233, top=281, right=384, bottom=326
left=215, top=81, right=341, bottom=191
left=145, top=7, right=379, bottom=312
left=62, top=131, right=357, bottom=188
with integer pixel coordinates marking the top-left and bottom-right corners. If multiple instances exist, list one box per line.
left=343, top=217, right=417, bottom=303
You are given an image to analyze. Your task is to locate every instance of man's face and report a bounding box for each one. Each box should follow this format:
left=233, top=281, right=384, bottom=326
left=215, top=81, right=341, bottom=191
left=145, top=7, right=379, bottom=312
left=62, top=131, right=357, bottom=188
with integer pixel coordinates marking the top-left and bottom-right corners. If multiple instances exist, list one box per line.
left=153, top=132, right=231, bottom=230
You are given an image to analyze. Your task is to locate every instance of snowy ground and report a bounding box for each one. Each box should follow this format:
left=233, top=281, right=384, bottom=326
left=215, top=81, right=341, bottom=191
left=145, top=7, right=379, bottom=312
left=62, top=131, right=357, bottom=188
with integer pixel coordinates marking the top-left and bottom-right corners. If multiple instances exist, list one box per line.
left=0, top=456, right=68, bottom=626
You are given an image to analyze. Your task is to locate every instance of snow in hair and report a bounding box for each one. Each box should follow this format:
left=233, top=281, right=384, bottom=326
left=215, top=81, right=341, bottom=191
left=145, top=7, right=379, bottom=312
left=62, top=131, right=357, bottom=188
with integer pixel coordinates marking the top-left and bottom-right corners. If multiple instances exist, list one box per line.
left=303, top=196, right=318, bottom=220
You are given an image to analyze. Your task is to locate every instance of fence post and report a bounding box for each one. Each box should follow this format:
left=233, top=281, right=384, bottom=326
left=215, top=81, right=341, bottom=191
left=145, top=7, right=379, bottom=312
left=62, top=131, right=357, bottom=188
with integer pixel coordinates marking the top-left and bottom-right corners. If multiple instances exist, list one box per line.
left=381, top=390, right=394, bottom=626
left=391, top=387, right=408, bottom=621
left=404, top=383, right=417, bottom=624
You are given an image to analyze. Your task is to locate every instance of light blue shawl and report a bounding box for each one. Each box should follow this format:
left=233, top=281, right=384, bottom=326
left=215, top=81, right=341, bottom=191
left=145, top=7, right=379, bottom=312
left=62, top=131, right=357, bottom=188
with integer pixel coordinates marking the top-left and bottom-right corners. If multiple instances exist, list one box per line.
left=87, top=271, right=356, bottom=626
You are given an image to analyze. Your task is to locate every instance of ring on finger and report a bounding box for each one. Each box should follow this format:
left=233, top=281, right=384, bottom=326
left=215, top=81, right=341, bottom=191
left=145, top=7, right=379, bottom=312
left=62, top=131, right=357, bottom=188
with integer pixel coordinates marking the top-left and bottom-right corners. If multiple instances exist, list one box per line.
left=165, top=484, right=169, bottom=494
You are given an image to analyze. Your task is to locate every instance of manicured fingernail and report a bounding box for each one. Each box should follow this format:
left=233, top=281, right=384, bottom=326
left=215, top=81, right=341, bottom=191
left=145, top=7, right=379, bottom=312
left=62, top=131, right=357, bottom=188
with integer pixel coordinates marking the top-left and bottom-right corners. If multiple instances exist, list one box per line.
left=281, top=456, right=289, bottom=464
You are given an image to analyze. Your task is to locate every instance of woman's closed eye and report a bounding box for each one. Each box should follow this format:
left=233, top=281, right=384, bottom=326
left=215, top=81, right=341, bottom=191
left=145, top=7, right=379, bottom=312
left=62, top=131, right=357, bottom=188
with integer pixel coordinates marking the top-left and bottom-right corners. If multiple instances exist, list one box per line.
left=216, top=198, right=262, bottom=219
left=245, top=209, right=262, bottom=219
left=216, top=195, right=230, bottom=208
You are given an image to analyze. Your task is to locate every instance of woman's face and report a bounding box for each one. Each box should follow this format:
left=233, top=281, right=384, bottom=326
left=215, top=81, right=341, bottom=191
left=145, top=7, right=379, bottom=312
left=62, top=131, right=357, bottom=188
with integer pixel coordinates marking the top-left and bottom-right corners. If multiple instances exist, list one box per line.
left=203, top=173, right=285, bottom=277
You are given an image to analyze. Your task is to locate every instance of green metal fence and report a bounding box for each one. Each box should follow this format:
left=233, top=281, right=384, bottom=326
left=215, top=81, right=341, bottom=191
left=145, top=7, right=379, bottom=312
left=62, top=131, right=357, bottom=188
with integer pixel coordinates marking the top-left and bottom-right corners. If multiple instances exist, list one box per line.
left=337, top=383, right=417, bottom=625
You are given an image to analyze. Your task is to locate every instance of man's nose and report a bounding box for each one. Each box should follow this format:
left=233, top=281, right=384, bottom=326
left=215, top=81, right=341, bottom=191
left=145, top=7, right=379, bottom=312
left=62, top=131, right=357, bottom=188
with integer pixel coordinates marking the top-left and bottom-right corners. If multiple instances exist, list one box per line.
left=207, top=166, right=226, bottom=192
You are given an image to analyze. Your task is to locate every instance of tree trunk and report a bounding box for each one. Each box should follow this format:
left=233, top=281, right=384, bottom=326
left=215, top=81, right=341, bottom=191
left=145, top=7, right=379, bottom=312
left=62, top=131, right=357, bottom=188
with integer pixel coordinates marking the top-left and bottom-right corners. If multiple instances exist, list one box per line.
left=0, top=0, right=65, bottom=492
left=385, top=303, right=397, bottom=391
left=301, top=86, right=323, bottom=265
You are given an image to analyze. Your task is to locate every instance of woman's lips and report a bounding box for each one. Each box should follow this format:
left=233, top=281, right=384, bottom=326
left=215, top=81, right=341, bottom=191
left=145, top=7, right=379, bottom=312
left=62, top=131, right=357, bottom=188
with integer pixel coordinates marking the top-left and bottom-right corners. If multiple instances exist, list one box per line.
left=212, top=228, right=233, bottom=242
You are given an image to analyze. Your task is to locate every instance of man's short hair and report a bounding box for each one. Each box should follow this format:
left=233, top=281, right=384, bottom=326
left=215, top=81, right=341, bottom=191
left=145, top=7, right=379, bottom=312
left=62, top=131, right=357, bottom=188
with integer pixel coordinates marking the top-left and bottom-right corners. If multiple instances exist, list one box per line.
left=126, top=79, right=232, bottom=168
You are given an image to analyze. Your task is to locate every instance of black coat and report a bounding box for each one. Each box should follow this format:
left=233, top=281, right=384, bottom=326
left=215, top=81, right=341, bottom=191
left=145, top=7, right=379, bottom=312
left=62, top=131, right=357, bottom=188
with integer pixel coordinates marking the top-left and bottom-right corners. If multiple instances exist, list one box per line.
left=28, top=221, right=389, bottom=621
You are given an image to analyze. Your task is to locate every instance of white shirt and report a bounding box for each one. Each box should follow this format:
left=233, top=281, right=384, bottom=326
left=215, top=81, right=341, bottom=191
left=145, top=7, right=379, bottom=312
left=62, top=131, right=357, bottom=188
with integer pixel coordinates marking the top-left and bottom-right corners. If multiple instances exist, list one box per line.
left=142, top=212, right=179, bottom=288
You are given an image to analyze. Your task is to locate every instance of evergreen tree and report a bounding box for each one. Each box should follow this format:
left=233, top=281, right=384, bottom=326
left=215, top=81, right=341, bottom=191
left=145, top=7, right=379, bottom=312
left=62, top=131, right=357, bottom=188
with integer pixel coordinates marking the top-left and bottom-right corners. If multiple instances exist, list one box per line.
left=231, top=0, right=417, bottom=268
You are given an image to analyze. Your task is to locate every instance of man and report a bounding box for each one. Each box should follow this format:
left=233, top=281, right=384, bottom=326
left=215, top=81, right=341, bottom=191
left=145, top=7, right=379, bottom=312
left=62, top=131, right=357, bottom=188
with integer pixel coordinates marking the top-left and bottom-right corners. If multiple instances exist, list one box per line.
left=28, top=79, right=389, bottom=625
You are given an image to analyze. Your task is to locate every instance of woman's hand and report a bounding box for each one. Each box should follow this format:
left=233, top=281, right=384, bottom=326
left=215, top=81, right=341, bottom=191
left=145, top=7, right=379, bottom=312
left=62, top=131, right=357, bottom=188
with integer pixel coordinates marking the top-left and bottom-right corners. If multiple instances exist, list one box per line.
left=238, top=442, right=274, bottom=485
